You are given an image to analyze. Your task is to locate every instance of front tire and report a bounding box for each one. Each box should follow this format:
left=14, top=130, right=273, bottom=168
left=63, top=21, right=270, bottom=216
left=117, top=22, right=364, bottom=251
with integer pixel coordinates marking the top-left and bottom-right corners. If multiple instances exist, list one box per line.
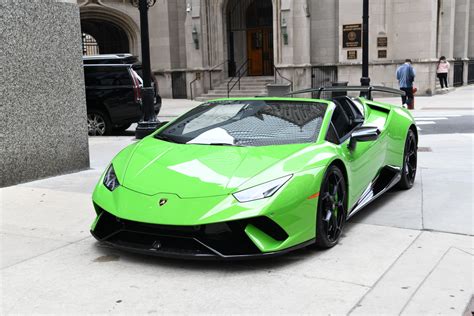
left=315, top=165, right=347, bottom=249
left=397, top=129, right=417, bottom=190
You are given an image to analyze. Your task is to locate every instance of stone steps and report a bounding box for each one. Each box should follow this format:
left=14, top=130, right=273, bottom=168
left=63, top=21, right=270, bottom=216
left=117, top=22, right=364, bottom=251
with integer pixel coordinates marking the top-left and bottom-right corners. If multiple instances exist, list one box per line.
left=197, top=76, right=273, bottom=101
left=206, top=89, right=267, bottom=94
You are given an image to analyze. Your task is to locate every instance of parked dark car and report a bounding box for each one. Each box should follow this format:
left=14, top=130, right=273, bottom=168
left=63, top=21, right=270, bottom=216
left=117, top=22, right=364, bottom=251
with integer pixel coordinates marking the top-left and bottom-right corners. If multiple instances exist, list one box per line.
left=83, top=54, right=161, bottom=136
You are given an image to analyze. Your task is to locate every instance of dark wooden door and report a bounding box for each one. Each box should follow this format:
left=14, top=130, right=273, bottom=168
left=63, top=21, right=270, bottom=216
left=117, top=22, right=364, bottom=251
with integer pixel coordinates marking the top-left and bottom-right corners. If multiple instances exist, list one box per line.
left=247, top=28, right=273, bottom=76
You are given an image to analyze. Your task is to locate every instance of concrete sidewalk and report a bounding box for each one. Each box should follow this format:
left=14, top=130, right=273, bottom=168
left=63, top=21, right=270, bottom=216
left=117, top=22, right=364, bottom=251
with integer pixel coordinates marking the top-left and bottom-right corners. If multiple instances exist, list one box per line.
left=378, top=85, right=473, bottom=111
left=1, top=88, right=473, bottom=315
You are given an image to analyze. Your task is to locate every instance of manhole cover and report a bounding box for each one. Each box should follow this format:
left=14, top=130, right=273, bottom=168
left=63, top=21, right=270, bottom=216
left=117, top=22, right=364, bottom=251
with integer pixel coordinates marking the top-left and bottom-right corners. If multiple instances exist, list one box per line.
left=418, top=147, right=432, bottom=152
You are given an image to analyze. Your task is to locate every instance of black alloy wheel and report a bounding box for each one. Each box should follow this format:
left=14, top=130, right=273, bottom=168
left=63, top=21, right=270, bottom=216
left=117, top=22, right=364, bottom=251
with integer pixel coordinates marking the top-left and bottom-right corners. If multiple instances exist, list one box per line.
left=397, top=129, right=417, bottom=189
left=315, top=165, right=347, bottom=248
left=87, top=110, right=112, bottom=136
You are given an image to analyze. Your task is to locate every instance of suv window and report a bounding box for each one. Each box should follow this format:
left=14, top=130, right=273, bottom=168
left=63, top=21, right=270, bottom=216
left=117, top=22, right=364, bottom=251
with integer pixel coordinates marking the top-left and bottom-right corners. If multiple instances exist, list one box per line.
left=84, top=66, right=132, bottom=86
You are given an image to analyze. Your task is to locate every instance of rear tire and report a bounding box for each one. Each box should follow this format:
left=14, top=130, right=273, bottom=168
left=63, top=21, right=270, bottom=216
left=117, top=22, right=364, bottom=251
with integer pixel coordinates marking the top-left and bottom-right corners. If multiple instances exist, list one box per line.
left=315, top=165, right=347, bottom=249
left=87, top=110, right=112, bottom=136
left=397, top=129, right=417, bottom=190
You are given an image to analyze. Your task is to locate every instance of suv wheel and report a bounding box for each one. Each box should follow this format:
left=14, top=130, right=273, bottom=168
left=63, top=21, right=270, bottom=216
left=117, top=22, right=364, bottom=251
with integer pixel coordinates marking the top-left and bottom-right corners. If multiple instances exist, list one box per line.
left=87, top=110, right=112, bottom=136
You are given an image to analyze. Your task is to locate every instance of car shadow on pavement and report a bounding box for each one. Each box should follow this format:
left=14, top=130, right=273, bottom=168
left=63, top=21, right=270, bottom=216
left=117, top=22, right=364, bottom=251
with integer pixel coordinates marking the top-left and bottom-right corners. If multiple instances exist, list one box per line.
left=112, top=130, right=136, bottom=137
left=347, top=187, right=405, bottom=223
left=92, top=243, right=315, bottom=271
left=90, top=222, right=362, bottom=271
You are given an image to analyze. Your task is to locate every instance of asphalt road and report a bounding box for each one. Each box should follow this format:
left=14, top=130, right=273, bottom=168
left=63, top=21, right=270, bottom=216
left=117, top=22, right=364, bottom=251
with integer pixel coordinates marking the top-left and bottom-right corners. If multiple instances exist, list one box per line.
left=414, top=114, right=474, bottom=135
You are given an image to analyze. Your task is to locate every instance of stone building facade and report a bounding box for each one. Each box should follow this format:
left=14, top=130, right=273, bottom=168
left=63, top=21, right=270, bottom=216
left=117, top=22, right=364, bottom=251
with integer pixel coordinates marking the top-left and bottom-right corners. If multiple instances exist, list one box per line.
left=78, top=0, right=473, bottom=99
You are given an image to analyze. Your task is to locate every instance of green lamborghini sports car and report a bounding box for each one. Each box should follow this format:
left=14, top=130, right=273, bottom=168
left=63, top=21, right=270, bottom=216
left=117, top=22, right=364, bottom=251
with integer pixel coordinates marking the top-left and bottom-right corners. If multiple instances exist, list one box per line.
left=91, top=86, right=417, bottom=259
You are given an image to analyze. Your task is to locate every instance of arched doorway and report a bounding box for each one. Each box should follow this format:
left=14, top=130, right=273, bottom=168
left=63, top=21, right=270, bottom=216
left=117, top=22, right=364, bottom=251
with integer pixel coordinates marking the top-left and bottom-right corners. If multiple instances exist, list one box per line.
left=81, top=19, right=130, bottom=54
left=227, top=0, right=273, bottom=76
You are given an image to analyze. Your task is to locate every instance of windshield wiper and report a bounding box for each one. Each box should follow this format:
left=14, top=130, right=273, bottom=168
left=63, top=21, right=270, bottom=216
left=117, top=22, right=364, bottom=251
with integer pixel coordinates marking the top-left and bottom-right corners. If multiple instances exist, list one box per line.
left=155, top=134, right=183, bottom=144
left=207, top=143, right=244, bottom=147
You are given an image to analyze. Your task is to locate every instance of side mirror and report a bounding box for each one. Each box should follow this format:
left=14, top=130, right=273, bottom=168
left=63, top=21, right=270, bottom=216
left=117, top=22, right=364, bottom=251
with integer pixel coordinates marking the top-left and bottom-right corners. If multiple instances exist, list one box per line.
left=348, top=126, right=380, bottom=150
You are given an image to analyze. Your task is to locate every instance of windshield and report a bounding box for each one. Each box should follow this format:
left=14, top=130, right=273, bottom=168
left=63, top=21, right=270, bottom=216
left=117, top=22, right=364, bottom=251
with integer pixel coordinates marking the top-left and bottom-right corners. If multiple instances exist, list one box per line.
left=155, top=100, right=327, bottom=146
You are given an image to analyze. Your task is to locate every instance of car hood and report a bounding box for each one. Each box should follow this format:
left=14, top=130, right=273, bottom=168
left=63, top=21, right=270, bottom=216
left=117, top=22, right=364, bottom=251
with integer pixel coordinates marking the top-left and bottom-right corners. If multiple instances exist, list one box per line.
left=120, top=137, right=310, bottom=197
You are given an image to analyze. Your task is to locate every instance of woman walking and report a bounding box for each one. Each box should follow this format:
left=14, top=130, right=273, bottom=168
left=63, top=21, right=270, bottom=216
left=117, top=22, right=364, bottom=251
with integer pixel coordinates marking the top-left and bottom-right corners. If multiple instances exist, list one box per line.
left=436, top=56, right=450, bottom=89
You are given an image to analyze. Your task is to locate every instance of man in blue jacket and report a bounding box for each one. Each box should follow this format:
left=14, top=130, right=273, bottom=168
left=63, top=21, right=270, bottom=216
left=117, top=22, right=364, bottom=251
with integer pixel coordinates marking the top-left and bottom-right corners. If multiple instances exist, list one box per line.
left=396, top=59, right=416, bottom=107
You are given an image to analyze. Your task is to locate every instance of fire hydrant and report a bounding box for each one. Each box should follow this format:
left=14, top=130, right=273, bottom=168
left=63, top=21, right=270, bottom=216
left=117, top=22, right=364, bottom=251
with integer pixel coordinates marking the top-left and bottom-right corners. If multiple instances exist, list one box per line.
left=408, top=87, right=417, bottom=110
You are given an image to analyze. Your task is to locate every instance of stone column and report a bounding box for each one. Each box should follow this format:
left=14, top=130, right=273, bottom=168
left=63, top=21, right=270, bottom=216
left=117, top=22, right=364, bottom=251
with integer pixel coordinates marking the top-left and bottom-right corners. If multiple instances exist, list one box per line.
left=468, top=2, right=474, bottom=58
left=453, top=0, right=470, bottom=58
left=1, top=0, right=90, bottom=187
left=438, top=0, right=456, bottom=58
left=150, top=0, right=181, bottom=98
left=310, top=0, right=338, bottom=65
left=453, top=0, right=470, bottom=85
left=184, top=0, right=205, bottom=98
left=278, top=0, right=312, bottom=92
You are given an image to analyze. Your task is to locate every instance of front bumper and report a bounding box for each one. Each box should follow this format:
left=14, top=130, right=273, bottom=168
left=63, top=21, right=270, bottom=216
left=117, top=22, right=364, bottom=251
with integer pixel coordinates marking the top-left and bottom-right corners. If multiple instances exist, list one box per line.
left=91, top=207, right=314, bottom=260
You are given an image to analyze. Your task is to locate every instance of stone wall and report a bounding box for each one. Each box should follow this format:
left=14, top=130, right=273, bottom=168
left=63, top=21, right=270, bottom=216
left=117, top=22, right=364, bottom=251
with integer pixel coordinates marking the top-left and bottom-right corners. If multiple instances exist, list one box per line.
left=0, top=0, right=89, bottom=187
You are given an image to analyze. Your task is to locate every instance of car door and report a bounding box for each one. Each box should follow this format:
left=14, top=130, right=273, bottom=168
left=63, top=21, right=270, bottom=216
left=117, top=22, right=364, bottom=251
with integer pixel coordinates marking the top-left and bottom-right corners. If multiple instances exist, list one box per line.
left=102, top=66, right=141, bottom=123
left=330, top=99, right=385, bottom=207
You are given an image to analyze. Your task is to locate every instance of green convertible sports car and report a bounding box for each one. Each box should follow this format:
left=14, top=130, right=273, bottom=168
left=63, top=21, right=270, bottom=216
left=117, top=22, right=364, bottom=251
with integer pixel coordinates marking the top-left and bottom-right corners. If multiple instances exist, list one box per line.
left=91, top=87, right=417, bottom=259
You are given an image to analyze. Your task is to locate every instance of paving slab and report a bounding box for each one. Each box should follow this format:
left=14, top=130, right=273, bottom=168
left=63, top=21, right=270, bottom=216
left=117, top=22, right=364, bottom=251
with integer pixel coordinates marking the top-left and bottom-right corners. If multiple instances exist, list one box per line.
left=252, top=223, right=420, bottom=287
left=20, top=169, right=102, bottom=195
left=350, top=231, right=473, bottom=315
left=1, top=186, right=92, bottom=242
left=417, top=134, right=473, bottom=171
left=88, top=136, right=136, bottom=170
left=0, top=232, right=68, bottom=269
left=421, top=168, right=473, bottom=235
left=401, top=246, right=473, bottom=315
left=1, top=238, right=368, bottom=315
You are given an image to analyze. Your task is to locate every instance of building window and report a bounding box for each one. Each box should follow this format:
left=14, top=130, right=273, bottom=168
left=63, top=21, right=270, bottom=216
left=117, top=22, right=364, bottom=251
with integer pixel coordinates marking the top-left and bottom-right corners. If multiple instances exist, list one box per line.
left=82, top=33, right=99, bottom=56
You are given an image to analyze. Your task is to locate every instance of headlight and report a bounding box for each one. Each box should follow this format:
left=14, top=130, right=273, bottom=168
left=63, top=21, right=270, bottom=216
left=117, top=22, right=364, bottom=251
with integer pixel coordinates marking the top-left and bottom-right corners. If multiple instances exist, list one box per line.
left=233, top=175, right=292, bottom=203
left=103, top=164, right=120, bottom=191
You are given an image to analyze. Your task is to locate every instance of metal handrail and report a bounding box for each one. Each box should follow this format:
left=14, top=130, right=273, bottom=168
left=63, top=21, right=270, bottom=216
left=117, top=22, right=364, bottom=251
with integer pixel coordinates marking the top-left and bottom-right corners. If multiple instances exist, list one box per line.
left=227, top=59, right=249, bottom=97
left=274, top=66, right=293, bottom=91
left=189, top=76, right=199, bottom=100
left=209, top=59, right=228, bottom=90
left=285, top=86, right=406, bottom=100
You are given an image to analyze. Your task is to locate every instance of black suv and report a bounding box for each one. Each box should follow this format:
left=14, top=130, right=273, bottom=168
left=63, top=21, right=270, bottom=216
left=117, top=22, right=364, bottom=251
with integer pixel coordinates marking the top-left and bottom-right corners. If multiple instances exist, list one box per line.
left=83, top=54, right=161, bottom=136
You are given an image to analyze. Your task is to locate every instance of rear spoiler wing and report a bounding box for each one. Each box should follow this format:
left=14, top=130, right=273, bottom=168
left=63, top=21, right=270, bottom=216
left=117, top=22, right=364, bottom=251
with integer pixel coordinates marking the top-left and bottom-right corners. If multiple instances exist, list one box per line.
left=285, top=86, right=406, bottom=100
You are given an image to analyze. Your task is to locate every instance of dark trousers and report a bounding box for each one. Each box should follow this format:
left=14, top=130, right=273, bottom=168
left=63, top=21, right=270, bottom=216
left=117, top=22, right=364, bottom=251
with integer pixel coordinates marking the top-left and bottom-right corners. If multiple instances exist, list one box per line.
left=400, top=87, right=414, bottom=106
left=437, top=73, right=448, bottom=88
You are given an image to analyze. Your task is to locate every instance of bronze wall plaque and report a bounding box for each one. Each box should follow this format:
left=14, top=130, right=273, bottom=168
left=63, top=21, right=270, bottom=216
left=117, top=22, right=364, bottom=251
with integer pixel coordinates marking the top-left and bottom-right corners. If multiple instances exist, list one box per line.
left=347, top=50, right=358, bottom=59
left=378, top=50, right=387, bottom=58
left=343, top=24, right=362, bottom=48
left=377, top=37, right=388, bottom=47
